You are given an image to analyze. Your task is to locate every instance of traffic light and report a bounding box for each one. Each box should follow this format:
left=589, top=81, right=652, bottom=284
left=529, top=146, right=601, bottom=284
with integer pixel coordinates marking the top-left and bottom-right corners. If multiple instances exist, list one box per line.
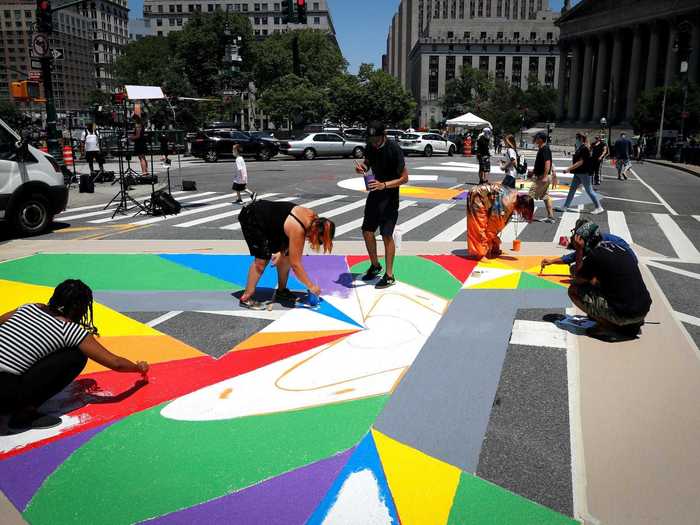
left=10, top=81, right=40, bottom=100
left=296, top=0, right=307, bottom=24
left=36, top=0, right=52, bottom=33
left=282, top=0, right=294, bottom=23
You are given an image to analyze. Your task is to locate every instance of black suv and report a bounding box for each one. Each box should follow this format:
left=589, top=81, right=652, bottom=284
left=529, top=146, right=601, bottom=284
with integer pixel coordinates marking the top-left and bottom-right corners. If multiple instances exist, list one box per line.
left=190, top=128, right=280, bottom=162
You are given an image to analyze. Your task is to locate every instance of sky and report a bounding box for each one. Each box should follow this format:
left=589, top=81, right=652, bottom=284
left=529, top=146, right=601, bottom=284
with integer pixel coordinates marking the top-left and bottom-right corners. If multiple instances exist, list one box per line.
left=127, top=0, right=568, bottom=73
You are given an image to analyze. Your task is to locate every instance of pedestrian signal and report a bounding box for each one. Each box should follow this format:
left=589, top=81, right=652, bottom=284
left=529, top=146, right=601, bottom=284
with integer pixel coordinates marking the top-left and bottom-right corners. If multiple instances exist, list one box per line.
left=10, top=81, right=40, bottom=101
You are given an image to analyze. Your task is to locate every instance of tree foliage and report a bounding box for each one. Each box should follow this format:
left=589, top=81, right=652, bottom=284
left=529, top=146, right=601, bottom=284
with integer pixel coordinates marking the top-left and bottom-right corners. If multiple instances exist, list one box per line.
left=355, top=64, right=416, bottom=127
left=632, top=83, right=700, bottom=136
left=442, top=67, right=493, bottom=120
left=258, top=74, right=330, bottom=128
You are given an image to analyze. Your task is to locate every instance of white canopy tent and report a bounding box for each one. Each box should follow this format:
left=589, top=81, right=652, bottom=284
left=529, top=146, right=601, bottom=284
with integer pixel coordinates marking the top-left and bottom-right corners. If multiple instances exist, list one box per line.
left=445, top=112, right=492, bottom=129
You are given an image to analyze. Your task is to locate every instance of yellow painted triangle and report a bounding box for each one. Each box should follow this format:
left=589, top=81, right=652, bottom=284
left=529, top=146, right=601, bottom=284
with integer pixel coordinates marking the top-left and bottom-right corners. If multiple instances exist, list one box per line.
left=525, top=263, right=571, bottom=277
left=0, top=279, right=159, bottom=337
left=232, top=330, right=357, bottom=351
left=372, top=429, right=461, bottom=525
left=468, top=271, right=522, bottom=289
left=472, top=258, right=513, bottom=270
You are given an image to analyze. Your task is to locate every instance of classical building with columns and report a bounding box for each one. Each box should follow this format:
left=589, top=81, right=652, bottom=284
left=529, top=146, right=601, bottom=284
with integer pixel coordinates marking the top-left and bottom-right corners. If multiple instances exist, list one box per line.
left=556, top=0, right=700, bottom=125
left=385, top=0, right=561, bottom=128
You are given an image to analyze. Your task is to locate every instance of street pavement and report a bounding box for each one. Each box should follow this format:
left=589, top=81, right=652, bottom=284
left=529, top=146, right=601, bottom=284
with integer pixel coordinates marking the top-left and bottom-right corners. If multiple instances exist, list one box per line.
left=18, top=151, right=700, bottom=348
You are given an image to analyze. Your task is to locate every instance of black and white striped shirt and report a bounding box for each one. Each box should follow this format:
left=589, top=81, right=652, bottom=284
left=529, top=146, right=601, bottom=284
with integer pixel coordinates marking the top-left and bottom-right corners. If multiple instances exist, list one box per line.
left=0, top=304, right=89, bottom=375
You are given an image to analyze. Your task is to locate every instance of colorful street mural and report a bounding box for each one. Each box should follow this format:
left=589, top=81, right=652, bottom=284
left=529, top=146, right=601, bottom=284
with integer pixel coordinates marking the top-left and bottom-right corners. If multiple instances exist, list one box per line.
left=0, top=253, right=576, bottom=524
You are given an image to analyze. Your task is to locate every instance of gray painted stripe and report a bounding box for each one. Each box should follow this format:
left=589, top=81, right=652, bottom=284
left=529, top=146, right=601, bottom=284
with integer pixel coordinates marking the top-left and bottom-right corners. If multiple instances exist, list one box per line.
left=373, top=289, right=570, bottom=472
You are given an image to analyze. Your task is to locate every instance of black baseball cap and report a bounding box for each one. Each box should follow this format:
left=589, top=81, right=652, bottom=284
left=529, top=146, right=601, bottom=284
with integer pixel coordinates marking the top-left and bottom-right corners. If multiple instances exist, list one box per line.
left=366, top=121, right=386, bottom=138
left=533, top=131, right=547, bottom=142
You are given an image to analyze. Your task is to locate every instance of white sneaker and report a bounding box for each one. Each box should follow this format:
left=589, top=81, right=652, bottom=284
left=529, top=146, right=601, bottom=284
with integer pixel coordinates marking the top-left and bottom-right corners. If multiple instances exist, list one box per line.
left=591, top=207, right=605, bottom=215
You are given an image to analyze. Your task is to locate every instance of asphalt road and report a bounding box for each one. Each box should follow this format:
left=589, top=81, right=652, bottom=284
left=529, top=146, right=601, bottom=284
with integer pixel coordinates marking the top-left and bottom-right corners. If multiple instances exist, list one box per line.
left=3, top=150, right=699, bottom=345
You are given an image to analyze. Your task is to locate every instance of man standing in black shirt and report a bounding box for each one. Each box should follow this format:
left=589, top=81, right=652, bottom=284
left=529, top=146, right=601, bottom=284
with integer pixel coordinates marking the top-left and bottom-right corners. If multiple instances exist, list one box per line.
left=527, top=131, right=557, bottom=223
left=590, top=135, right=608, bottom=186
left=568, top=222, right=652, bottom=338
left=355, top=121, right=409, bottom=289
left=476, top=127, right=492, bottom=184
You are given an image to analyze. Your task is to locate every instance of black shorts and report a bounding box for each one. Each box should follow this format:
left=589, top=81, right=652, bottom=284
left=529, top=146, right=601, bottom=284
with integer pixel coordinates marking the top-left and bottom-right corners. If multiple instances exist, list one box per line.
left=232, top=183, right=247, bottom=191
left=361, top=196, right=399, bottom=237
left=239, top=204, right=272, bottom=260
left=478, top=156, right=491, bottom=173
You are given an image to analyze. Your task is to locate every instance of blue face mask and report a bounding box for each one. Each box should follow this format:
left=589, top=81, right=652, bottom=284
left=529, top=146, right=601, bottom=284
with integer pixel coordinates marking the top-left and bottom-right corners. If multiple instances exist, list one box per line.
left=575, top=139, right=582, bottom=149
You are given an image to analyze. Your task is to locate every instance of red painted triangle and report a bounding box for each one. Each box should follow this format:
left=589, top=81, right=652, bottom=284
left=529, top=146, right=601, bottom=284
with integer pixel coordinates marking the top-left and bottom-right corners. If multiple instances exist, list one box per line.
left=420, top=255, right=479, bottom=284
left=346, top=255, right=370, bottom=269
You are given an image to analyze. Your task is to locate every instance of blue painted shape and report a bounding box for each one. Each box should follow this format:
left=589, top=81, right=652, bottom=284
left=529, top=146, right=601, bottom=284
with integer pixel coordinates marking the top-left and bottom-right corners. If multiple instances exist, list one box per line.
left=159, top=254, right=305, bottom=290
left=297, top=298, right=364, bottom=329
left=307, top=432, right=399, bottom=524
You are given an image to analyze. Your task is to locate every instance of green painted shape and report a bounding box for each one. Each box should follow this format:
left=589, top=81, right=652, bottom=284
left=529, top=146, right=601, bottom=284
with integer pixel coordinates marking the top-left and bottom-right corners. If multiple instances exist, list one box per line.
left=517, top=272, right=564, bottom=290
left=25, top=396, right=387, bottom=525
left=349, top=256, right=461, bottom=299
left=447, top=472, right=578, bottom=525
left=0, top=254, right=238, bottom=291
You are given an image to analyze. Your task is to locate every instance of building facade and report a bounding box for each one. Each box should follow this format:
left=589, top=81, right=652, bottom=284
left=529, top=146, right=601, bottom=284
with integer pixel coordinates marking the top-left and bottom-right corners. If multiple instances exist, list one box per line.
left=128, top=18, right=154, bottom=41
left=386, top=0, right=561, bottom=127
left=142, top=0, right=334, bottom=38
left=556, top=0, right=700, bottom=125
left=0, top=1, right=94, bottom=114
left=88, top=0, right=129, bottom=92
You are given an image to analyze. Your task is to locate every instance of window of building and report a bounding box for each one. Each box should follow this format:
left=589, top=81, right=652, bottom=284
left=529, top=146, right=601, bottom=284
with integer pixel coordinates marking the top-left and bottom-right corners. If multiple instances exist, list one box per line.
left=313, top=2, right=319, bottom=9
left=313, top=16, right=320, bottom=24
left=176, top=17, right=183, bottom=25
left=208, top=4, right=214, bottom=11
left=479, top=55, right=488, bottom=71
left=177, top=4, right=182, bottom=12
left=158, top=5, right=163, bottom=12
left=495, top=56, right=505, bottom=80
left=429, top=55, right=439, bottom=96
left=512, top=0, right=517, bottom=19
left=447, top=31, right=453, bottom=39
left=486, top=0, right=491, bottom=17
left=530, top=31, right=536, bottom=40
left=254, top=29, right=260, bottom=35
left=274, top=16, right=280, bottom=23
left=480, top=31, right=486, bottom=39
left=254, top=17, right=259, bottom=24
left=169, top=18, right=175, bottom=25
left=446, top=55, right=456, bottom=81
left=169, top=5, right=174, bottom=12
left=546, top=32, right=552, bottom=41
left=450, top=0, right=455, bottom=18
left=459, top=0, right=465, bottom=18
left=262, top=29, right=268, bottom=35
left=157, top=30, right=163, bottom=36
left=434, top=1, right=440, bottom=18
left=477, top=0, right=483, bottom=17
left=262, top=3, right=268, bottom=10
left=497, top=31, right=502, bottom=39
left=156, top=18, right=162, bottom=26
left=470, top=0, right=475, bottom=17
left=513, top=31, right=519, bottom=40
left=254, top=3, right=260, bottom=11
left=463, top=55, right=472, bottom=69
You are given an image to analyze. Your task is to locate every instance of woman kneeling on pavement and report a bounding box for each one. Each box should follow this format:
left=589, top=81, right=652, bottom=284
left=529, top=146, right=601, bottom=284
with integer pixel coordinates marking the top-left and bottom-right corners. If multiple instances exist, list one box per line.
left=0, top=280, right=149, bottom=431
left=467, top=183, right=535, bottom=259
left=238, top=200, right=336, bottom=310
left=567, top=222, right=652, bottom=338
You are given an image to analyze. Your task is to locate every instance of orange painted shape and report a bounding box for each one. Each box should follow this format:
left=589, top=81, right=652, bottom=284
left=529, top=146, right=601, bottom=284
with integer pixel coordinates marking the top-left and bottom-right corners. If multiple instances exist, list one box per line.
left=400, top=186, right=463, bottom=201
left=232, top=330, right=358, bottom=352
left=80, top=335, right=206, bottom=374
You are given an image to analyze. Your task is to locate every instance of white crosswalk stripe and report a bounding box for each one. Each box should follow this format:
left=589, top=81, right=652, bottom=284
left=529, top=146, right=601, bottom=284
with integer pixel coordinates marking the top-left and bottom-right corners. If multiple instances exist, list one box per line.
left=219, top=197, right=300, bottom=231
left=174, top=193, right=279, bottom=228
left=334, top=200, right=417, bottom=237
left=132, top=202, right=235, bottom=226
left=311, top=197, right=367, bottom=219
left=652, top=213, right=700, bottom=260
left=88, top=192, right=218, bottom=224
left=396, top=203, right=455, bottom=235
left=607, top=210, right=633, bottom=244
left=297, top=194, right=348, bottom=211
left=60, top=190, right=188, bottom=215
left=430, top=217, right=466, bottom=242
left=553, top=211, right=580, bottom=244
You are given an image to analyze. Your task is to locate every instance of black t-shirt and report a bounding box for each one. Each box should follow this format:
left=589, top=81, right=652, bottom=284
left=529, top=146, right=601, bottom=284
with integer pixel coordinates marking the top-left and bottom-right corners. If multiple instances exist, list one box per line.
left=365, top=139, right=405, bottom=209
left=591, top=141, right=605, bottom=160
left=477, top=135, right=490, bottom=157
left=572, top=144, right=592, bottom=174
left=577, top=241, right=652, bottom=316
left=533, top=145, right=552, bottom=177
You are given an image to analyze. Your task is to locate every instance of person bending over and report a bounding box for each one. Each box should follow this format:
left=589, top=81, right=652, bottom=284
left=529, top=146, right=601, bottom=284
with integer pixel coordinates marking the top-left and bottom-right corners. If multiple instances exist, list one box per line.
left=238, top=200, right=336, bottom=310
left=541, top=218, right=637, bottom=276
left=566, top=222, right=651, bottom=338
left=467, top=183, right=535, bottom=259
left=0, top=280, right=149, bottom=431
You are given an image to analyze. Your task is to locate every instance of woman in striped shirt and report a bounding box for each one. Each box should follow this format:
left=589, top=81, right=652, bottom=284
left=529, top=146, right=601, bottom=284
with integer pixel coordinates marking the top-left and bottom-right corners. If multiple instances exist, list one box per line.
left=0, top=280, right=149, bottom=432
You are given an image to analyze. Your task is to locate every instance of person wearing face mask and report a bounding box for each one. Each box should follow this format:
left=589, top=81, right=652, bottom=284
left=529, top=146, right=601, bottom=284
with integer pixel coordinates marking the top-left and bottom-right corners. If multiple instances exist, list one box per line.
left=354, top=121, right=409, bottom=289
left=557, top=132, right=604, bottom=215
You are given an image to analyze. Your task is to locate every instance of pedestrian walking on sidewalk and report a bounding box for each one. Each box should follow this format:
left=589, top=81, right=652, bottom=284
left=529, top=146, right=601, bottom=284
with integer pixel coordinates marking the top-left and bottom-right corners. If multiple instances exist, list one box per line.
left=354, top=121, right=409, bottom=289
left=614, top=132, right=633, bottom=180
left=232, top=144, right=256, bottom=204
left=527, top=131, right=557, bottom=223
left=558, top=133, right=604, bottom=215
left=590, top=135, right=608, bottom=186
left=476, top=127, right=492, bottom=184
left=81, top=123, right=105, bottom=176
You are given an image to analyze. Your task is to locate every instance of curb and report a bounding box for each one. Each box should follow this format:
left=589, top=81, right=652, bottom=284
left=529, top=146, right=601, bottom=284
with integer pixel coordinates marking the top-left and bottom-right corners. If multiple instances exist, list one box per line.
left=642, top=159, right=700, bottom=178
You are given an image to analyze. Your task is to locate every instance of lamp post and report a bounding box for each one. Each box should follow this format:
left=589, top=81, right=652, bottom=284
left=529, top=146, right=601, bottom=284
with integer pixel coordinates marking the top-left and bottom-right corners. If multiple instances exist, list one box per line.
left=600, top=117, right=611, bottom=151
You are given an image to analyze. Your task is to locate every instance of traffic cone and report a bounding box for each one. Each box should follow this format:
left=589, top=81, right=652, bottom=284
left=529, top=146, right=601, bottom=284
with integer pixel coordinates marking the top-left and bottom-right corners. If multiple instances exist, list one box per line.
left=611, top=158, right=616, bottom=167
left=62, top=145, right=74, bottom=166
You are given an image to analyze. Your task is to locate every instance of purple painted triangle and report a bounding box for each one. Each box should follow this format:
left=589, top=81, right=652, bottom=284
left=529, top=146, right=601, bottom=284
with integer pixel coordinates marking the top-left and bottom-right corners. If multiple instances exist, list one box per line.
left=0, top=423, right=111, bottom=511
left=142, top=448, right=354, bottom=525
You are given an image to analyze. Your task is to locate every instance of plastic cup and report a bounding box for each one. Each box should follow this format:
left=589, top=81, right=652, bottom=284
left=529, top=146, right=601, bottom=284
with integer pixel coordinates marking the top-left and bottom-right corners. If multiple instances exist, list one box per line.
left=364, top=172, right=376, bottom=190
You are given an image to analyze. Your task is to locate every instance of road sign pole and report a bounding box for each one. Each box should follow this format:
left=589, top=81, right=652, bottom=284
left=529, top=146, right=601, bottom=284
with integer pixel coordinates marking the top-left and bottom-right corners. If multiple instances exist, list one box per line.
left=40, top=54, right=59, bottom=159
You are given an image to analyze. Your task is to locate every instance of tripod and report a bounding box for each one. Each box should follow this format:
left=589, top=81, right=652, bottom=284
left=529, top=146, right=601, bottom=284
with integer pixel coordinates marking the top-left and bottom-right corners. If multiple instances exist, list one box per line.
left=104, top=163, right=149, bottom=219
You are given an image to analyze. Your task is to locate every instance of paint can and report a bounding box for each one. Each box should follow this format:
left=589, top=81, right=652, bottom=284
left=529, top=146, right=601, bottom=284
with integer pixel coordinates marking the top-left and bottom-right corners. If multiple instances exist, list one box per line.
left=559, top=236, right=569, bottom=247
left=512, top=239, right=521, bottom=251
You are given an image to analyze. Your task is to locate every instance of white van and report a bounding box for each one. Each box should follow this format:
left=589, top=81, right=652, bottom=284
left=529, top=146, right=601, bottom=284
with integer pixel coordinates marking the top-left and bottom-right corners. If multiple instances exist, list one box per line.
left=0, top=118, right=68, bottom=236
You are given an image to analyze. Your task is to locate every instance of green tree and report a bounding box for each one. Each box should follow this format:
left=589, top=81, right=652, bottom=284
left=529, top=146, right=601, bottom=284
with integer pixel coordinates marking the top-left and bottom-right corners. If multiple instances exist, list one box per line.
left=520, top=75, right=557, bottom=125
left=441, top=67, right=493, bottom=119
left=171, top=11, right=254, bottom=96
left=354, top=64, right=416, bottom=127
left=258, top=74, right=330, bottom=129
left=253, top=29, right=347, bottom=90
left=480, top=79, right=523, bottom=135
left=0, top=100, right=26, bottom=128
left=326, top=73, right=364, bottom=125
left=632, top=83, right=700, bottom=136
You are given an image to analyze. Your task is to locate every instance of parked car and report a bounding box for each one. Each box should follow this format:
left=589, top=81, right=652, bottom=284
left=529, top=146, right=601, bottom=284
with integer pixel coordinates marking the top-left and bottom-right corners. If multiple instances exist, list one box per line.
left=0, top=118, right=68, bottom=236
left=279, top=133, right=365, bottom=160
left=190, top=129, right=280, bottom=162
left=343, top=128, right=366, bottom=140
left=386, top=129, right=405, bottom=141
left=399, top=132, right=457, bottom=157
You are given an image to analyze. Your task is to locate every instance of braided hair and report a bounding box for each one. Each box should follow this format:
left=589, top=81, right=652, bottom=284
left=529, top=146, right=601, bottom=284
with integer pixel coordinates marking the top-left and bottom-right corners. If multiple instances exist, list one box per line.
left=48, top=279, right=98, bottom=335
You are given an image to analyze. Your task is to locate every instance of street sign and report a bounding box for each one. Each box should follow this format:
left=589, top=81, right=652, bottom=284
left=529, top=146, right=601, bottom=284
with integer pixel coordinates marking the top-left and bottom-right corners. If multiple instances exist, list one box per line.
left=31, top=33, right=50, bottom=58
left=29, top=71, right=42, bottom=81
left=51, top=48, right=64, bottom=60
left=30, top=58, right=42, bottom=70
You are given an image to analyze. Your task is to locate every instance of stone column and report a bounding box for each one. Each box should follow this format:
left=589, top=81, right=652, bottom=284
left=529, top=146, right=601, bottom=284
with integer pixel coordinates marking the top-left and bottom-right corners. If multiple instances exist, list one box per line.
left=625, top=28, right=643, bottom=121
left=557, top=42, right=568, bottom=119
left=567, top=41, right=582, bottom=121
left=593, top=34, right=610, bottom=121
left=609, top=32, right=623, bottom=121
left=689, top=21, right=700, bottom=85
left=665, top=23, right=679, bottom=86
left=579, top=38, right=595, bottom=121
left=645, top=22, right=660, bottom=91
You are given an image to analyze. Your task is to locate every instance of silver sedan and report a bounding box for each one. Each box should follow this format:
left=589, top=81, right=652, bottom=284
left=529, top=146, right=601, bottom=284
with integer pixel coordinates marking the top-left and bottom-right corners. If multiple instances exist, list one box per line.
left=279, top=133, right=366, bottom=160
